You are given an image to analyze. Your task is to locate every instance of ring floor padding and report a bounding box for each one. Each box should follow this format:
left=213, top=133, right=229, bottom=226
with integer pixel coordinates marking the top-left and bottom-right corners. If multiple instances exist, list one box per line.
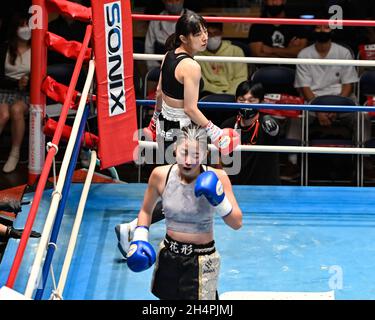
left=1, top=184, right=375, bottom=300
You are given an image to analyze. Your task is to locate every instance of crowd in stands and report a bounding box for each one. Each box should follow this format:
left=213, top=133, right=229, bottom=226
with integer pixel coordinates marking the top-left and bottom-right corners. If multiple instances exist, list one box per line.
left=139, top=0, right=375, bottom=183
left=1, top=0, right=375, bottom=185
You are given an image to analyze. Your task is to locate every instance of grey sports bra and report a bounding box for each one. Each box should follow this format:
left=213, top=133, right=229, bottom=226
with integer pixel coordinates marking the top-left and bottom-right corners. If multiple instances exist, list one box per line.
left=162, top=165, right=216, bottom=234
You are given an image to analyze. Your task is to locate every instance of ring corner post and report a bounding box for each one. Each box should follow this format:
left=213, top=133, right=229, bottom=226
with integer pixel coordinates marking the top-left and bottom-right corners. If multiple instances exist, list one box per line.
left=28, top=0, right=48, bottom=186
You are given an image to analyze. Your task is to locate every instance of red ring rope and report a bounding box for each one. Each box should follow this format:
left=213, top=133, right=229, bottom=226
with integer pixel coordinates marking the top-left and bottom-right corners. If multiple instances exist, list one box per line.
left=132, top=14, right=375, bottom=27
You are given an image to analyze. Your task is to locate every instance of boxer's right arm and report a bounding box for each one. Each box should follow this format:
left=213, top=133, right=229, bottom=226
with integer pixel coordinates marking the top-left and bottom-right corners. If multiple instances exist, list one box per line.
left=136, top=166, right=164, bottom=227
left=127, top=167, right=165, bottom=272
left=126, top=226, right=156, bottom=272
left=154, top=53, right=167, bottom=114
left=143, top=57, right=165, bottom=141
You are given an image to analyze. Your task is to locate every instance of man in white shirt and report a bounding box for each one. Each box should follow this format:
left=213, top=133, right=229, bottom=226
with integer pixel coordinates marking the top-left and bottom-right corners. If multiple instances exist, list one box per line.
left=283, top=23, right=372, bottom=180
left=294, top=26, right=358, bottom=102
left=144, top=0, right=194, bottom=71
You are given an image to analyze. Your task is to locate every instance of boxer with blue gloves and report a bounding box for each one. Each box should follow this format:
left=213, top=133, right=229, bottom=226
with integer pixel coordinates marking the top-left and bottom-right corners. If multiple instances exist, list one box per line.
left=123, top=124, right=242, bottom=299
left=126, top=226, right=156, bottom=272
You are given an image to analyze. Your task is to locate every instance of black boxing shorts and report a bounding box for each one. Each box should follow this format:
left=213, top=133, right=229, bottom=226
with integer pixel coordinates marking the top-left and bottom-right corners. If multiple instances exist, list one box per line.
left=151, top=234, right=220, bottom=300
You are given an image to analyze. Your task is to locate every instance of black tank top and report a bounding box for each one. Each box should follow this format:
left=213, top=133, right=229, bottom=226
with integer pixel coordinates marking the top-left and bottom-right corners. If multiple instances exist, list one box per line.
left=161, top=50, right=204, bottom=100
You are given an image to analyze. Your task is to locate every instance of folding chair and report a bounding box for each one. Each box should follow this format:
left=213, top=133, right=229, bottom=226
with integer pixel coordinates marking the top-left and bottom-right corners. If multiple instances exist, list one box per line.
left=307, top=95, right=358, bottom=185
left=252, top=66, right=305, bottom=184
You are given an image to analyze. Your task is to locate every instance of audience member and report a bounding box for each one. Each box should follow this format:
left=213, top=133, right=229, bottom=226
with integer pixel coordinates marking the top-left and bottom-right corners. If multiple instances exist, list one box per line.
left=144, top=0, right=195, bottom=71
left=0, top=12, right=31, bottom=173
left=248, top=0, right=308, bottom=60
left=295, top=24, right=358, bottom=101
left=199, top=21, right=248, bottom=96
left=283, top=21, right=372, bottom=180
left=0, top=1, right=31, bottom=44
left=221, top=81, right=281, bottom=185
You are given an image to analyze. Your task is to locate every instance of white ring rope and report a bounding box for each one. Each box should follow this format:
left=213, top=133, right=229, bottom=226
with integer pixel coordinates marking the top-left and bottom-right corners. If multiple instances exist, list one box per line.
left=134, top=53, right=375, bottom=67
left=24, top=60, right=96, bottom=299
left=49, top=264, right=57, bottom=294
left=51, top=150, right=97, bottom=300
left=137, top=49, right=375, bottom=158
left=139, top=140, right=375, bottom=155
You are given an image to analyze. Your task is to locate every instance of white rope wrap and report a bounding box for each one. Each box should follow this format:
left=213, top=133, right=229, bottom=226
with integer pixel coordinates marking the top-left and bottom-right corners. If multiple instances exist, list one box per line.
left=51, top=190, right=62, bottom=201
left=134, top=53, right=375, bottom=67
left=47, top=242, right=57, bottom=251
left=24, top=60, right=96, bottom=299
left=46, top=142, right=59, bottom=154
left=50, top=290, right=63, bottom=300
left=53, top=150, right=97, bottom=300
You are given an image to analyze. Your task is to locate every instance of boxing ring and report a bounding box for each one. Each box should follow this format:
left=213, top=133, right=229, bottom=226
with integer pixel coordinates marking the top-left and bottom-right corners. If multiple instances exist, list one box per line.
left=2, top=183, right=375, bottom=299
left=3, top=0, right=375, bottom=300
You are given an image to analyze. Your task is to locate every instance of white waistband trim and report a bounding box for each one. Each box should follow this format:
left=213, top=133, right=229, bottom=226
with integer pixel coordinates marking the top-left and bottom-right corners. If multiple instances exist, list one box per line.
left=161, top=100, right=190, bottom=122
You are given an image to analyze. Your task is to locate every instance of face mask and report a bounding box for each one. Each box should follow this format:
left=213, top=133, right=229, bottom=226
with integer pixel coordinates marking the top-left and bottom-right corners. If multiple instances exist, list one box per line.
left=165, top=3, right=184, bottom=15
left=239, top=108, right=258, bottom=120
left=207, top=36, right=222, bottom=51
left=17, top=26, right=31, bottom=41
left=265, top=4, right=285, bottom=17
left=313, top=31, right=332, bottom=43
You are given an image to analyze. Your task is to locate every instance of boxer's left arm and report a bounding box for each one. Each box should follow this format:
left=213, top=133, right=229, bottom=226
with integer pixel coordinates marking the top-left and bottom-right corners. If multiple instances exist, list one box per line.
left=195, top=169, right=242, bottom=230
left=214, top=168, right=243, bottom=230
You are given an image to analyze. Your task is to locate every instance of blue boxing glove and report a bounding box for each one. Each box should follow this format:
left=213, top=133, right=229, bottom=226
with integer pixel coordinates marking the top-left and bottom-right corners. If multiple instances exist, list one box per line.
left=126, top=226, right=156, bottom=272
left=194, top=171, right=233, bottom=217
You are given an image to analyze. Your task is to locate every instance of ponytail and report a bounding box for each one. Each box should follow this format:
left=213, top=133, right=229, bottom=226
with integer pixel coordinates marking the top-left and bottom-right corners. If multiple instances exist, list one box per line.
left=165, top=33, right=179, bottom=51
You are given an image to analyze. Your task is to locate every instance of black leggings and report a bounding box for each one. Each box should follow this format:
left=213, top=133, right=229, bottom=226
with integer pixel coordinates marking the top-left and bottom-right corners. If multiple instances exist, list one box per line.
left=156, top=113, right=182, bottom=165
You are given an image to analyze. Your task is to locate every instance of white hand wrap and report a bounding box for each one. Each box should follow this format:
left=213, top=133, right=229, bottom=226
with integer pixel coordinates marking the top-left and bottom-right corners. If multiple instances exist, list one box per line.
left=215, top=196, right=233, bottom=218
left=204, top=121, right=223, bottom=143
left=133, top=226, right=149, bottom=242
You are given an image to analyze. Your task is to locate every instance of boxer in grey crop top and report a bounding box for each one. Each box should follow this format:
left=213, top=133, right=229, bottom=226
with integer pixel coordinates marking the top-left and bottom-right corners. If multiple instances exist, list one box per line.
left=119, top=123, right=242, bottom=300
left=162, top=164, right=215, bottom=234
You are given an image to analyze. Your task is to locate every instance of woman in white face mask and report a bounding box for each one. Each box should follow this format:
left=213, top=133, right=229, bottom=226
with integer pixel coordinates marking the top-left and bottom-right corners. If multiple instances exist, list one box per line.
left=198, top=22, right=249, bottom=99
left=0, top=13, right=31, bottom=173
left=206, top=24, right=223, bottom=53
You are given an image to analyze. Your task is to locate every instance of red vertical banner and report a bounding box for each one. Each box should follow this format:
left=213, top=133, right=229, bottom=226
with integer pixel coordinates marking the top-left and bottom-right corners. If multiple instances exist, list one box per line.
left=91, top=0, right=138, bottom=169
